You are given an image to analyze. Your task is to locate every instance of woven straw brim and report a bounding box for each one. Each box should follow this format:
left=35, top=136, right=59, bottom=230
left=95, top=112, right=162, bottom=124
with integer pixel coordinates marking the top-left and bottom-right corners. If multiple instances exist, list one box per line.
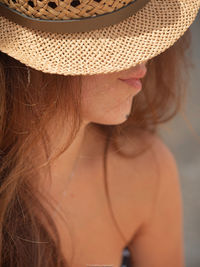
left=0, top=0, right=199, bottom=76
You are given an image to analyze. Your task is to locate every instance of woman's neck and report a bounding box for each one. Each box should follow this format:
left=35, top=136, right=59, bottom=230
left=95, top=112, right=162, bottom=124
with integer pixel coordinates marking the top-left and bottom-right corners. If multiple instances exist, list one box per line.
left=37, top=122, right=106, bottom=200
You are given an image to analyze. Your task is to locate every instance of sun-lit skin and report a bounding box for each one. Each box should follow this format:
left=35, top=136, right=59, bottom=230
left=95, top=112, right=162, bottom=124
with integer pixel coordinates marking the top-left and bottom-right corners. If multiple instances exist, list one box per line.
left=36, top=61, right=150, bottom=264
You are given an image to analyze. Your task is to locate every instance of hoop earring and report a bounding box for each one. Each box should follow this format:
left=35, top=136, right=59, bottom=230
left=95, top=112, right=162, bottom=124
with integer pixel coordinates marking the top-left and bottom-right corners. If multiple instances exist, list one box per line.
left=26, top=66, right=31, bottom=86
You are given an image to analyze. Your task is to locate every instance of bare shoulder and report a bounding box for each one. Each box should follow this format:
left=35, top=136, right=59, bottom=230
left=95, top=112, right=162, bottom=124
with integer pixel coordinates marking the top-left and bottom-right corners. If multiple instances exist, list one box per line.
left=107, top=131, right=180, bottom=244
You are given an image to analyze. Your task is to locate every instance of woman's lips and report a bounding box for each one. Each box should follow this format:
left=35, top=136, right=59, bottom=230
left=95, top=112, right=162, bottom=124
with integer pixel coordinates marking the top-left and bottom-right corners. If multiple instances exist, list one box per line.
left=120, top=78, right=142, bottom=91
left=118, top=65, right=147, bottom=91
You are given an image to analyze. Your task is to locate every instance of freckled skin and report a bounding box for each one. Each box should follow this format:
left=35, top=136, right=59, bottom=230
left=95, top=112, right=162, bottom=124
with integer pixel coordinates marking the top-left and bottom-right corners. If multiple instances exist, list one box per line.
left=81, top=62, right=147, bottom=126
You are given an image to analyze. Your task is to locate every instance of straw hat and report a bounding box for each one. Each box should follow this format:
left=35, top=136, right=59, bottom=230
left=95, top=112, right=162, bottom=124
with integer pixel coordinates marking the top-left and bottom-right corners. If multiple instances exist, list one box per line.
left=0, top=0, right=199, bottom=76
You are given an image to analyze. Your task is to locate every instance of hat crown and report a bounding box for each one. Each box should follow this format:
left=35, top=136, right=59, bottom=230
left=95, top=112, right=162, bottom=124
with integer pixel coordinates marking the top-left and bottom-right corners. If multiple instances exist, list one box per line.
left=0, top=0, right=136, bottom=20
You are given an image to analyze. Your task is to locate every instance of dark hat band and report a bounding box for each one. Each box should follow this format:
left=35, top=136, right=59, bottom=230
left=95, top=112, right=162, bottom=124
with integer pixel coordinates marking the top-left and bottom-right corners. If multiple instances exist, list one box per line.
left=0, top=0, right=150, bottom=33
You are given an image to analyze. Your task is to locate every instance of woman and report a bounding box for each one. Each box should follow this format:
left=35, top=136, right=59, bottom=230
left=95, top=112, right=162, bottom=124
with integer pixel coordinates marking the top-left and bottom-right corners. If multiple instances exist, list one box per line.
left=0, top=0, right=199, bottom=266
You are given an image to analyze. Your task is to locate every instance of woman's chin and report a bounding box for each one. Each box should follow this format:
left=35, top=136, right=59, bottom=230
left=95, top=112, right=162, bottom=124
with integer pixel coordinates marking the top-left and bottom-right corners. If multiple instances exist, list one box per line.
left=90, top=110, right=132, bottom=125
left=83, top=94, right=135, bottom=125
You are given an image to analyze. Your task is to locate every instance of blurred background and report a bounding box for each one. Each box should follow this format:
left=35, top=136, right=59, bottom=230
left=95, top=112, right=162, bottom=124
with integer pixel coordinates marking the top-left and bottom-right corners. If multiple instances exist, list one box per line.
left=158, top=11, right=200, bottom=267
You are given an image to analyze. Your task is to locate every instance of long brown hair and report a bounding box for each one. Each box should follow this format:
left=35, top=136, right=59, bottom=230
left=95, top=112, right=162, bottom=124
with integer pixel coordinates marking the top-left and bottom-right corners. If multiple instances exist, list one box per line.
left=0, top=29, right=192, bottom=266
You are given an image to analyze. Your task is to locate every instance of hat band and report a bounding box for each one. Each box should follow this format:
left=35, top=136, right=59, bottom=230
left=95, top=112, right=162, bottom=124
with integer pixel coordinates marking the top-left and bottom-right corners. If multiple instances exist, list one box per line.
left=0, top=0, right=150, bottom=33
